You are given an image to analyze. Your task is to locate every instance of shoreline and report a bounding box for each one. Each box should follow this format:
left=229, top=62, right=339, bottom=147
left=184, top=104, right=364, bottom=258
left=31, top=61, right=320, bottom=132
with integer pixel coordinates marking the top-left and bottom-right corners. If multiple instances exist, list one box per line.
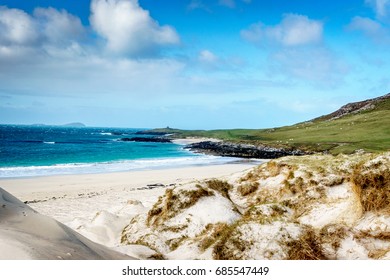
left=0, top=162, right=258, bottom=201
left=0, top=137, right=234, bottom=179
left=0, top=157, right=263, bottom=180
left=0, top=158, right=261, bottom=259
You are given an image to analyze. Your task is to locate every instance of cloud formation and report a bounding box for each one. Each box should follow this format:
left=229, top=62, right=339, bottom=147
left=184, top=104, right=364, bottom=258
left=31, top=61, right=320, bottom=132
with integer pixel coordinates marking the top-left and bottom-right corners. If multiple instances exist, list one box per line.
left=34, top=7, right=85, bottom=45
left=219, top=0, right=236, bottom=8
left=241, top=14, right=323, bottom=47
left=198, top=50, right=219, bottom=64
left=269, top=48, right=348, bottom=87
left=346, top=16, right=390, bottom=44
left=90, top=0, right=180, bottom=56
left=365, top=0, right=390, bottom=18
left=0, top=7, right=38, bottom=46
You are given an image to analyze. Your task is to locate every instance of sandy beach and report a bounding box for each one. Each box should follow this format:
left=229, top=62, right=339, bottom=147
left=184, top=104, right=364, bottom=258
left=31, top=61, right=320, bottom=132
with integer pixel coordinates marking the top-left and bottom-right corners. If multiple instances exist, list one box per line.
left=0, top=162, right=257, bottom=259
left=0, top=163, right=255, bottom=201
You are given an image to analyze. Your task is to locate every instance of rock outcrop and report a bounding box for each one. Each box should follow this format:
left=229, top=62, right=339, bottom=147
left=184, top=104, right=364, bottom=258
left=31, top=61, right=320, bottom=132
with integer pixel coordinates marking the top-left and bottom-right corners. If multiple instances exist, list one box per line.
left=313, top=92, right=390, bottom=121
left=184, top=141, right=306, bottom=159
left=119, top=137, right=172, bottom=143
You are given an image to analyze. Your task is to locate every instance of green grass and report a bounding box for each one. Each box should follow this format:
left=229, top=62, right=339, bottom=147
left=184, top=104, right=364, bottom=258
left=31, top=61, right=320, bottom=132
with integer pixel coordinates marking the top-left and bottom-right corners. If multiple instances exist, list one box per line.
left=149, top=98, right=390, bottom=154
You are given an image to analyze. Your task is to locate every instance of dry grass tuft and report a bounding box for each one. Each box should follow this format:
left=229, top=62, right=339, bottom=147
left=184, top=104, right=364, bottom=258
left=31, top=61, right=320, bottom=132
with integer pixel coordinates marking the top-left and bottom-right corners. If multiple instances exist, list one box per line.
left=355, top=230, right=390, bottom=241
left=206, top=179, right=232, bottom=199
left=368, top=248, right=390, bottom=259
left=212, top=221, right=248, bottom=260
left=147, top=186, right=214, bottom=226
left=238, top=182, right=259, bottom=196
left=267, top=161, right=281, bottom=177
left=319, top=224, right=347, bottom=250
left=351, top=163, right=390, bottom=213
left=148, top=253, right=166, bottom=260
left=213, top=232, right=251, bottom=259
left=167, top=236, right=188, bottom=251
left=198, top=223, right=229, bottom=251
left=287, top=226, right=327, bottom=260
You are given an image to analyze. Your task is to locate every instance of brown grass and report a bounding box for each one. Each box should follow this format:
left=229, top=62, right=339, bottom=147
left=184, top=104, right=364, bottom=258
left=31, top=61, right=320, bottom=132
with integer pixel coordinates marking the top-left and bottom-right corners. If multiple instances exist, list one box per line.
left=368, top=249, right=390, bottom=259
left=212, top=221, right=244, bottom=260
left=355, top=230, right=390, bottom=241
left=147, top=186, right=214, bottom=226
left=319, top=224, right=347, bottom=251
left=167, top=236, right=188, bottom=251
left=198, top=223, right=229, bottom=251
left=286, top=226, right=327, bottom=260
left=148, top=253, right=166, bottom=260
left=238, top=182, right=259, bottom=196
left=206, top=179, right=232, bottom=199
left=267, top=161, right=281, bottom=177
left=351, top=164, right=390, bottom=213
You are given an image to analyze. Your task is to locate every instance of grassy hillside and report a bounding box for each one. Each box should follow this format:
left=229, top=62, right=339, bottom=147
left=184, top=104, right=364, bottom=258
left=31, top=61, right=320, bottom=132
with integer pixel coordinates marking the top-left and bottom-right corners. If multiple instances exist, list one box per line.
left=150, top=95, right=390, bottom=154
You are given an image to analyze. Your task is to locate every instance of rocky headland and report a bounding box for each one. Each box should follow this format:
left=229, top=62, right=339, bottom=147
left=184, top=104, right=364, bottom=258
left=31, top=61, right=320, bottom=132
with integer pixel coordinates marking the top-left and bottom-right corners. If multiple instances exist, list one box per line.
left=184, top=141, right=307, bottom=159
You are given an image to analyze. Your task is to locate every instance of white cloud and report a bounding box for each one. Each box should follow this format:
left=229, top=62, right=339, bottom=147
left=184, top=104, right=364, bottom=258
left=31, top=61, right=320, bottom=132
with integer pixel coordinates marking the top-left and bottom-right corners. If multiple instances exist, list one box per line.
left=0, top=7, right=38, bottom=46
left=346, top=16, right=390, bottom=43
left=269, top=48, right=349, bottom=87
left=219, top=0, right=236, bottom=9
left=34, top=7, right=85, bottom=45
left=187, top=0, right=211, bottom=12
left=198, top=50, right=219, bottom=64
left=241, top=14, right=323, bottom=47
left=347, top=16, right=383, bottom=34
left=0, top=5, right=87, bottom=60
left=90, top=0, right=179, bottom=56
left=348, top=16, right=382, bottom=33
left=365, top=0, right=390, bottom=18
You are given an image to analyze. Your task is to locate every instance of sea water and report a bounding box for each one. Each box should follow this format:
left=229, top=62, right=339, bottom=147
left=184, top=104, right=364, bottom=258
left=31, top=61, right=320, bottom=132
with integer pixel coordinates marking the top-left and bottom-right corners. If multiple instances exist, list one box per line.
left=0, top=125, right=236, bottom=178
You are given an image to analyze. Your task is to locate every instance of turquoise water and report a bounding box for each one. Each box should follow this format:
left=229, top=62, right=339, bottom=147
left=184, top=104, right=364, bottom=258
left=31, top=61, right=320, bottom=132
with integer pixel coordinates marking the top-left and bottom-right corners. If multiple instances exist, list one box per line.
left=0, top=125, right=235, bottom=178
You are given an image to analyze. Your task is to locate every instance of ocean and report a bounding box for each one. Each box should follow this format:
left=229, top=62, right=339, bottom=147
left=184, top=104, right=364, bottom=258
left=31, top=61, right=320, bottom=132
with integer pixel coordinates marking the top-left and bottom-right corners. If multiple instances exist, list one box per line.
left=0, top=125, right=237, bottom=178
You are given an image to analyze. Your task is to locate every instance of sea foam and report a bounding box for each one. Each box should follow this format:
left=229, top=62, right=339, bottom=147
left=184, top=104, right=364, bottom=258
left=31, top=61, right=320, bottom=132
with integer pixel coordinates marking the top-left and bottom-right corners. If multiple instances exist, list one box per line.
left=0, top=156, right=245, bottom=178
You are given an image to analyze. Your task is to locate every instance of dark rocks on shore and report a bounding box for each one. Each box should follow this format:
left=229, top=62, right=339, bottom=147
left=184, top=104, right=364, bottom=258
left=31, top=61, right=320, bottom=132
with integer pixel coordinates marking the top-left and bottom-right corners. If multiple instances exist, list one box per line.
left=184, top=141, right=307, bottom=159
left=119, top=137, right=172, bottom=143
left=135, top=131, right=169, bottom=136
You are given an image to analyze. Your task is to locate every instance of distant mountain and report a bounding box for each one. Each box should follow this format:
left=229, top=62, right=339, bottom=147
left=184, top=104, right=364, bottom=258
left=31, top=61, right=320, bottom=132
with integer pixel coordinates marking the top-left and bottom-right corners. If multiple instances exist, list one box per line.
left=62, top=122, right=86, bottom=127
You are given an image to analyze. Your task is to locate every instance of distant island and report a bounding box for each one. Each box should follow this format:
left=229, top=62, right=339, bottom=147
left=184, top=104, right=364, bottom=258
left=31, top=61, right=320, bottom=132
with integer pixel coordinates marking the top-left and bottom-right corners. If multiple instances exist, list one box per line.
left=30, top=122, right=87, bottom=128
left=62, top=122, right=86, bottom=128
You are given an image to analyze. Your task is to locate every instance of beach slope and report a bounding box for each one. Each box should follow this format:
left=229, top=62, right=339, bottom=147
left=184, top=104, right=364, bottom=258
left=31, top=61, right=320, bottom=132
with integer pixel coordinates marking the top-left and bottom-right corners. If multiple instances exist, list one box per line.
left=0, top=187, right=133, bottom=260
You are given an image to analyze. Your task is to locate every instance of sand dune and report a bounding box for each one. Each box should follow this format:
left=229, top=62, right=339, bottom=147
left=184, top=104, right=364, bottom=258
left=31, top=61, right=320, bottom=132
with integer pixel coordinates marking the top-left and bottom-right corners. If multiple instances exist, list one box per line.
left=0, top=188, right=134, bottom=260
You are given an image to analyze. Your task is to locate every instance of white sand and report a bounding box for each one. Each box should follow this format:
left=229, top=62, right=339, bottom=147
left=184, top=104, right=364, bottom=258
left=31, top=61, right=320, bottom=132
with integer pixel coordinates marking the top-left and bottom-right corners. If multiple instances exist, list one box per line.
left=0, top=188, right=133, bottom=260
left=0, top=163, right=254, bottom=200
left=0, top=163, right=256, bottom=259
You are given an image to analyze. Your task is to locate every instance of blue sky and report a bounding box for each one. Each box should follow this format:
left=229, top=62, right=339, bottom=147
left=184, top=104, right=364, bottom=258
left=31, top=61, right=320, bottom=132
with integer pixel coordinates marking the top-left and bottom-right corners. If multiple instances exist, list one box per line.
left=0, top=0, right=389, bottom=129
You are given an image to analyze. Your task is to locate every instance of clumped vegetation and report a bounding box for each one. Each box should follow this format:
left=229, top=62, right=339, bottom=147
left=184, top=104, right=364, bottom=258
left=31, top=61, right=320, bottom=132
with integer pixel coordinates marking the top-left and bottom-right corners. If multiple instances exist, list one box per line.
left=350, top=156, right=390, bottom=213
left=286, top=226, right=327, bottom=260
left=147, top=186, right=214, bottom=226
left=205, top=179, right=232, bottom=199
left=212, top=222, right=249, bottom=260
left=238, top=182, right=259, bottom=196
left=122, top=151, right=390, bottom=260
left=198, top=223, right=229, bottom=251
left=319, top=224, right=348, bottom=252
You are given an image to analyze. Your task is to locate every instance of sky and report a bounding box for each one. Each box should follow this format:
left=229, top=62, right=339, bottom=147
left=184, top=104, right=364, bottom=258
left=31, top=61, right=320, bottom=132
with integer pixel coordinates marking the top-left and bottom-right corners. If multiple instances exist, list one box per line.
left=0, top=0, right=389, bottom=129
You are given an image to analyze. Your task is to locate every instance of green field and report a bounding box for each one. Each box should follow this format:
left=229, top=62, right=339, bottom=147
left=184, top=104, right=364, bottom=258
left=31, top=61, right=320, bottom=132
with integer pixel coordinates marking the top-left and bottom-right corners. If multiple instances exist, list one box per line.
left=151, top=97, right=390, bottom=154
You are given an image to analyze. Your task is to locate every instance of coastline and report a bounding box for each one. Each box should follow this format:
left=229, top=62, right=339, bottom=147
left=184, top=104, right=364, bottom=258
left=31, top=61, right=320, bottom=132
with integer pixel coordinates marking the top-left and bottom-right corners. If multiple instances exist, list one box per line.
left=0, top=137, right=231, bottom=179
left=0, top=163, right=256, bottom=213
left=0, top=162, right=257, bottom=259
